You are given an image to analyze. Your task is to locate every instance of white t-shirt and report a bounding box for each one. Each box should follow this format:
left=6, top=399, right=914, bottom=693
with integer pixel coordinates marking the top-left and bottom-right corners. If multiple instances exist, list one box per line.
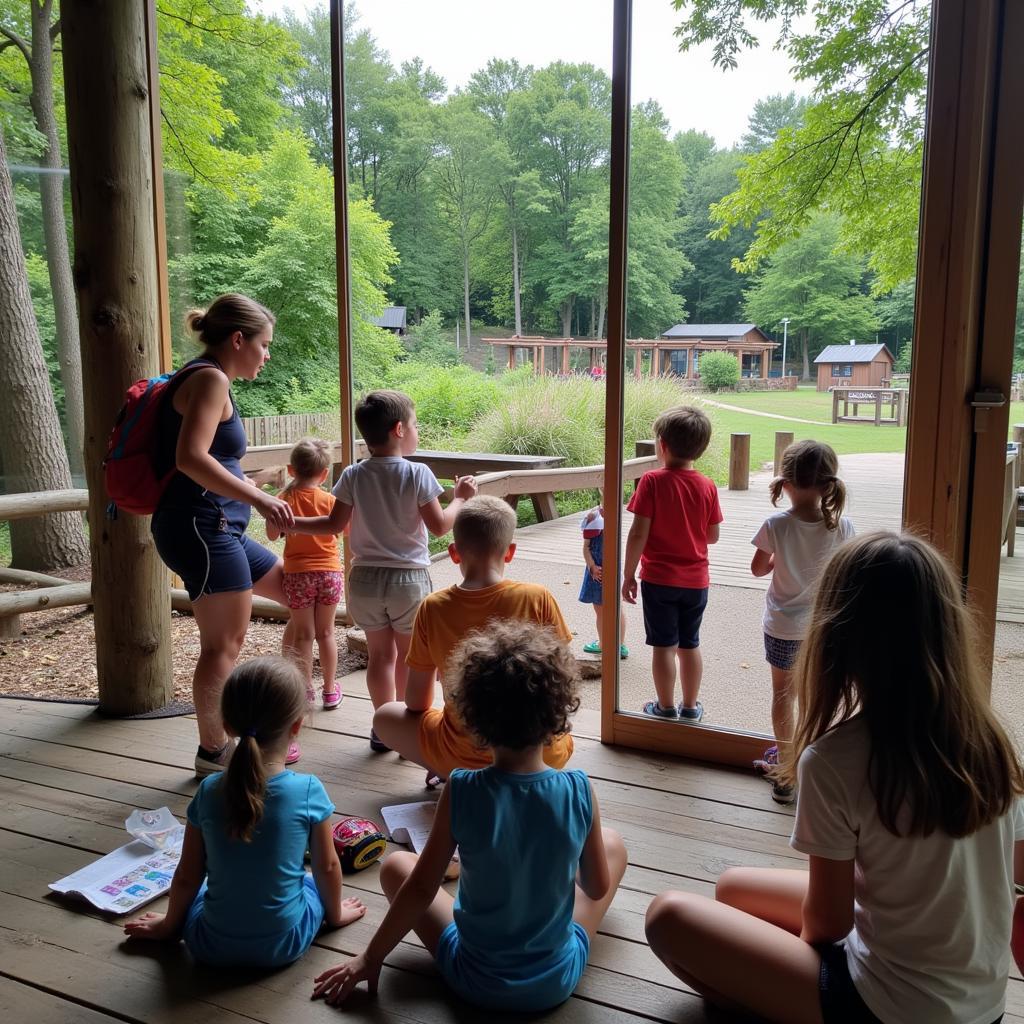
left=792, top=717, right=1024, bottom=1024
left=333, top=457, right=443, bottom=568
left=751, top=511, right=855, bottom=640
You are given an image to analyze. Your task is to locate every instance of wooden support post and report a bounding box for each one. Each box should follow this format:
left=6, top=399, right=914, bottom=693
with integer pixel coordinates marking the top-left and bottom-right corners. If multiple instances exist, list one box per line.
left=530, top=492, right=559, bottom=522
left=652, top=347, right=661, bottom=375
left=508, top=345, right=515, bottom=371
left=774, top=432, right=794, bottom=477
left=728, top=434, right=750, bottom=491
left=832, top=389, right=841, bottom=424
left=63, top=2, right=173, bottom=714
left=874, top=393, right=883, bottom=426
left=562, top=342, right=570, bottom=375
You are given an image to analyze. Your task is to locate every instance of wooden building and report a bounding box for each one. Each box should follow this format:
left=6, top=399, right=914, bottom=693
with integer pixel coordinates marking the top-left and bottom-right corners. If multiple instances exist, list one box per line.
left=371, top=305, right=407, bottom=335
left=659, top=323, right=776, bottom=379
left=814, top=343, right=895, bottom=391
left=483, top=323, right=777, bottom=379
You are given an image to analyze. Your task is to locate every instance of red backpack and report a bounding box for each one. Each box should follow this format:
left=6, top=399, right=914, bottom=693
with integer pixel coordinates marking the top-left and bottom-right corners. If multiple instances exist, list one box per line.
left=103, top=363, right=208, bottom=516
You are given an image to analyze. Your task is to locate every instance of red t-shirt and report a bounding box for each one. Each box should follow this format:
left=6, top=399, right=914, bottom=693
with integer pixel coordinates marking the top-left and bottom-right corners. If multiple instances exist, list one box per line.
left=626, top=468, right=723, bottom=588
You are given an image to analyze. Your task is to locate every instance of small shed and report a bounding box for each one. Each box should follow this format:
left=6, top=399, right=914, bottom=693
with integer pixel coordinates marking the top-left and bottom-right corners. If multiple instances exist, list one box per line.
left=372, top=305, right=407, bottom=335
left=813, top=343, right=894, bottom=392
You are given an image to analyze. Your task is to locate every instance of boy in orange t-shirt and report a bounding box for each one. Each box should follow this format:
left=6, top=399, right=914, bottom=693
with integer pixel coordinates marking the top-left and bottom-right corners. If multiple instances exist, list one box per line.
left=372, top=495, right=574, bottom=780
left=268, top=438, right=343, bottom=711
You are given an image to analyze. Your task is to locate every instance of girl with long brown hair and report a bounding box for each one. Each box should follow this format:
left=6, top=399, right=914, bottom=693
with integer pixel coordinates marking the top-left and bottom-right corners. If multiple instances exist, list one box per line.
left=646, top=532, right=1024, bottom=1024
left=125, top=657, right=365, bottom=965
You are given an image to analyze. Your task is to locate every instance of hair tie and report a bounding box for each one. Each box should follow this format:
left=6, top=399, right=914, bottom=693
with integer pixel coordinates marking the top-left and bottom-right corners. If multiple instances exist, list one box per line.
left=244, top=727, right=257, bottom=738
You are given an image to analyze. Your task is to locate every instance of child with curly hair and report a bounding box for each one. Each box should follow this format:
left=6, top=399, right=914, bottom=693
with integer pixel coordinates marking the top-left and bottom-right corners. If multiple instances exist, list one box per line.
left=312, top=620, right=627, bottom=1013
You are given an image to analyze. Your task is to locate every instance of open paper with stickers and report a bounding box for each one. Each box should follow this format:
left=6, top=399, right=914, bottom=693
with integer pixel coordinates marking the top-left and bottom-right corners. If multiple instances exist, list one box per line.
left=49, top=807, right=184, bottom=914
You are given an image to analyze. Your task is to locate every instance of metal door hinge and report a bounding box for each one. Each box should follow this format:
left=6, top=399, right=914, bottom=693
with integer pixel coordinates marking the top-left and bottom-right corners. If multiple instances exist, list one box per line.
left=971, top=389, right=1006, bottom=433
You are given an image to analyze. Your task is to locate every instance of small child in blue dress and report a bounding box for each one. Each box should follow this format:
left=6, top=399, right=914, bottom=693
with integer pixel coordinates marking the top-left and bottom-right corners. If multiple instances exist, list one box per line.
left=580, top=499, right=628, bottom=658
left=124, top=656, right=365, bottom=966
left=312, top=620, right=628, bottom=1013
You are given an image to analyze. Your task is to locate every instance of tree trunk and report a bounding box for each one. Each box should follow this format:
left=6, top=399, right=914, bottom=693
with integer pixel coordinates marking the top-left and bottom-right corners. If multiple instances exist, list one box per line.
left=63, top=1, right=173, bottom=715
left=511, top=218, right=523, bottom=337
left=462, top=238, right=472, bottom=353
left=0, top=127, right=89, bottom=571
left=597, top=289, right=607, bottom=342
left=801, top=332, right=811, bottom=380
left=28, top=2, right=85, bottom=478
left=561, top=298, right=573, bottom=338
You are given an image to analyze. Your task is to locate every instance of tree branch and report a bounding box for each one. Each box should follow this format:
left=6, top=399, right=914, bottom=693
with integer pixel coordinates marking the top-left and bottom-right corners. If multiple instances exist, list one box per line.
left=49, top=17, right=61, bottom=43
left=160, top=109, right=213, bottom=185
left=0, top=25, right=31, bottom=64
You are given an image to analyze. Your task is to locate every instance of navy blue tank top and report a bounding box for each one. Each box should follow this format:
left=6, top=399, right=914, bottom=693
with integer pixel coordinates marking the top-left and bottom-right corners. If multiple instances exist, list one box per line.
left=156, top=357, right=249, bottom=519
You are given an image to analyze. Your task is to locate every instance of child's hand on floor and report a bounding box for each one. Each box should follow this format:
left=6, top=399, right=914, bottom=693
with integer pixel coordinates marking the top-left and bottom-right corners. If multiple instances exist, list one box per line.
left=123, top=911, right=177, bottom=942
left=312, top=952, right=381, bottom=1005
left=327, top=895, right=368, bottom=929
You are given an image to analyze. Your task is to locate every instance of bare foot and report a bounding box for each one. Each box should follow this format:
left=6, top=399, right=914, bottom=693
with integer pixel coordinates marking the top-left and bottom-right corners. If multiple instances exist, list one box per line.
left=333, top=896, right=367, bottom=928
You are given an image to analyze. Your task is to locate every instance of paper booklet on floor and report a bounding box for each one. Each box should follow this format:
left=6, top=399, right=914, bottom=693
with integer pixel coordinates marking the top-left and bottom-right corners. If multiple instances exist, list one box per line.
left=381, top=801, right=459, bottom=865
left=49, top=807, right=185, bottom=914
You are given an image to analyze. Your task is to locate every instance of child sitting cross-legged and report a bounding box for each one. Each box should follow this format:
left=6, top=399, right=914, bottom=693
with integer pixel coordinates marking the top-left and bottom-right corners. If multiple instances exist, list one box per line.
left=372, top=495, right=575, bottom=781
left=124, top=657, right=366, bottom=966
left=645, top=533, right=1024, bottom=1024
left=312, top=620, right=627, bottom=1013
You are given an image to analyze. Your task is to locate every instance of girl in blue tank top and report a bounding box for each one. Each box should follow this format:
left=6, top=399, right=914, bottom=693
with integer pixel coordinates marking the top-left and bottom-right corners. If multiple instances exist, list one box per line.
left=312, top=620, right=628, bottom=1013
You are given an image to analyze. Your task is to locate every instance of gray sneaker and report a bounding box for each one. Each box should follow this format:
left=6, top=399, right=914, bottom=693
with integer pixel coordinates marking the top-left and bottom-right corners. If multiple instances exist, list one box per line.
left=771, top=780, right=796, bottom=805
left=195, top=741, right=234, bottom=778
left=677, top=701, right=705, bottom=723
left=641, top=700, right=679, bottom=720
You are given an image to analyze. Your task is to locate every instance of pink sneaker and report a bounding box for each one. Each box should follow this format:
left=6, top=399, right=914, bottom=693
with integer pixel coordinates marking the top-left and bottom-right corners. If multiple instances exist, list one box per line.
left=322, top=688, right=342, bottom=710
left=286, top=741, right=301, bottom=765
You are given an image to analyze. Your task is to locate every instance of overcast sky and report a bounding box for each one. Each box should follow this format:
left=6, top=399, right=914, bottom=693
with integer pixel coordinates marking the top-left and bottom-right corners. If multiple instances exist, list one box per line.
left=254, top=0, right=809, bottom=147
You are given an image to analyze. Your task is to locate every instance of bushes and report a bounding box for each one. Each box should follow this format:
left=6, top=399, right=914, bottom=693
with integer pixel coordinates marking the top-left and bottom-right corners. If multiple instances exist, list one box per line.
left=698, top=352, right=740, bottom=392
left=385, top=361, right=502, bottom=449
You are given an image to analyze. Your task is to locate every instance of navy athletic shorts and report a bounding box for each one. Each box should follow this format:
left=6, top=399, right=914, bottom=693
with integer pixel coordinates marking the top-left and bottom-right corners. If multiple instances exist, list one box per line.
left=152, top=500, right=278, bottom=601
left=640, top=580, right=708, bottom=649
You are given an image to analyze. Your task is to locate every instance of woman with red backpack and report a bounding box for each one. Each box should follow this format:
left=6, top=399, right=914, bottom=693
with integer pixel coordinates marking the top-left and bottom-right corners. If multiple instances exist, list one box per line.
left=150, top=293, right=301, bottom=777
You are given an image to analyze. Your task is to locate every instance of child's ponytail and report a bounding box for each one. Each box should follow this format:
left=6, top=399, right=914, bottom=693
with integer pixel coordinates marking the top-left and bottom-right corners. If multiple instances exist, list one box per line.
left=220, top=657, right=307, bottom=842
left=770, top=440, right=845, bottom=529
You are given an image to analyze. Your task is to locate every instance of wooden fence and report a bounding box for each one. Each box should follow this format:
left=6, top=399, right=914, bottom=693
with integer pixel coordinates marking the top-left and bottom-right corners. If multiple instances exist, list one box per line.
left=240, top=412, right=340, bottom=447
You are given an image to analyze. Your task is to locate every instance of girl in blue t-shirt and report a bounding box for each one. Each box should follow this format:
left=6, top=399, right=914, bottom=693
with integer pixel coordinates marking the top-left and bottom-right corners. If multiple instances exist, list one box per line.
left=312, top=620, right=627, bottom=1013
left=124, top=656, right=365, bottom=966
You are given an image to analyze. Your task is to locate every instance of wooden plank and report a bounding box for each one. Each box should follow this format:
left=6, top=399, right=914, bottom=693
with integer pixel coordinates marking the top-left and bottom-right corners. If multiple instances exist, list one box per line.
left=0, top=976, right=121, bottom=1024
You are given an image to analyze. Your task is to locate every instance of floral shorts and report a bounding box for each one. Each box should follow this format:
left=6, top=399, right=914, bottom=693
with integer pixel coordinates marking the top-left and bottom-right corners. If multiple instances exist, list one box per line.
left=282, top=570, right=344, bottom=610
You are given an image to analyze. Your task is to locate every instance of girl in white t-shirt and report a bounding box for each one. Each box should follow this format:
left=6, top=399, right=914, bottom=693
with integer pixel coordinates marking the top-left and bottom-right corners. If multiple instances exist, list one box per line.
left=751, top=441, right=853, bottom=803
left=646, top=532, right=1024, bottom=1024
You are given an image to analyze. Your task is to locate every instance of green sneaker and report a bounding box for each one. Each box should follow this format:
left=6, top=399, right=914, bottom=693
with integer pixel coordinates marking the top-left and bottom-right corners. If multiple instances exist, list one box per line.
left=582, top=640, right=602, bottom=654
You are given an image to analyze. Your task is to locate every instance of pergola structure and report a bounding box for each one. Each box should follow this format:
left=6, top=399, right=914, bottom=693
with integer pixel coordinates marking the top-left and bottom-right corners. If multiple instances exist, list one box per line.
left=483, top=326, right=777, bottom=379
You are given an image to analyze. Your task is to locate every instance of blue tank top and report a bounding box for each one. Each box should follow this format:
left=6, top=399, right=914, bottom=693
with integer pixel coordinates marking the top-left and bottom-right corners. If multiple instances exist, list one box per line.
left=448, top=766, right=592, bottom=978
left=156, top=357, right=249, bottom=519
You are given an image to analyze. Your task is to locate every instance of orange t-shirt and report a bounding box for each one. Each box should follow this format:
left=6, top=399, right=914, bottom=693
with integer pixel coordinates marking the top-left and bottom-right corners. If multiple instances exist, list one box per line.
left=282, top=486, right=341, bottom=574
left=406, top=579, right=574, bottom=771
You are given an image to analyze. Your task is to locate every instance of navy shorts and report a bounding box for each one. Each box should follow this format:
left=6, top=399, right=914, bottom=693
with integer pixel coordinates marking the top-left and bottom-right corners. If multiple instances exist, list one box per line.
left=817, top=944, right=1003, bottom=1024
left=764, top=633, right=801, bottom=670
left=640, top=581, right=708, bottom=649
left=152, top=502, right=279, bottom=601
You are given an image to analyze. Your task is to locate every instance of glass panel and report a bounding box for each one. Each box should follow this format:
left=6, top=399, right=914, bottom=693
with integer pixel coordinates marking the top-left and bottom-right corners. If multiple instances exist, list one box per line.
left=615, top=1, right=927, bottom=738
left=321, top=0, right=613, bottom=720
left=991, top=221, right=1024, bottom=729
left=1, top=9, right=91, bottom=572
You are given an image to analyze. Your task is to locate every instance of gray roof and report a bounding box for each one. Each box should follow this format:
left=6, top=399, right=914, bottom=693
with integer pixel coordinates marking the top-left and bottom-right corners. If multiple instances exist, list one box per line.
left=661, top=323, right=760, bottom=339
left=814, top=343, right=893, bottom=364
left=372, top=306, right=407, bottom=330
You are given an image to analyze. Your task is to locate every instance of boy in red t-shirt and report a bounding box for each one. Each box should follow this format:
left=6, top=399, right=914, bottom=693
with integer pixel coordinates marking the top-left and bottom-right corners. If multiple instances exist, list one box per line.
left=622, top=406, right=722, bottom=721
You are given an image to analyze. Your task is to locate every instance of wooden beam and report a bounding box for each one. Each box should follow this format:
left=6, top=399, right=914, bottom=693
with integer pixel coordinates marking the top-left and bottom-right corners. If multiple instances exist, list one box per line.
left=63, top=2, right=173, bottom=715
left=0, top=490, right=89, bottom=521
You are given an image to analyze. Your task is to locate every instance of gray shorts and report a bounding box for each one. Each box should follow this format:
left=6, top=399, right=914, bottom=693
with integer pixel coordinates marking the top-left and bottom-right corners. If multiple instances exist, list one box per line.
left=347, top=565, right=432, bottom=634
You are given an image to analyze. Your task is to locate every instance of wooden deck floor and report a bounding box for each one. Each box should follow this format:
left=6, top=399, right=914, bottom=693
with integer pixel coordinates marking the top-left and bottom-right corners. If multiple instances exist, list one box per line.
left=3, top=675, right=1024, bottom=1021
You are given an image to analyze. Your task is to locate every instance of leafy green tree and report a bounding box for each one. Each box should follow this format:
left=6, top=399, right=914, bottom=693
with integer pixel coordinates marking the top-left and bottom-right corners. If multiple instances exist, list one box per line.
left=676, top=149, right=754, bottom=323
left=673, top=128, right=716, bottom=183
left=435, top=94, right=500, bottom=352
left=877, top=279, right=915, bottom=367
left=697, top=351, right=740, bottom=391
left=673, top=0, right=929, bottom=290
left=405, top=309, right=458, bottom=366
left=511, top=62, right=611, bottom=336
left=740, top=91, right=808, bottom=153
left=743, top=214, right=879, bottom=379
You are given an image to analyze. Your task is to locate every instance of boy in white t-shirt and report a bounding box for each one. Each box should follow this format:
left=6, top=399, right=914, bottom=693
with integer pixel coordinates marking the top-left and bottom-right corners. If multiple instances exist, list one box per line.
left=289, top=390, right=477, bottom=750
